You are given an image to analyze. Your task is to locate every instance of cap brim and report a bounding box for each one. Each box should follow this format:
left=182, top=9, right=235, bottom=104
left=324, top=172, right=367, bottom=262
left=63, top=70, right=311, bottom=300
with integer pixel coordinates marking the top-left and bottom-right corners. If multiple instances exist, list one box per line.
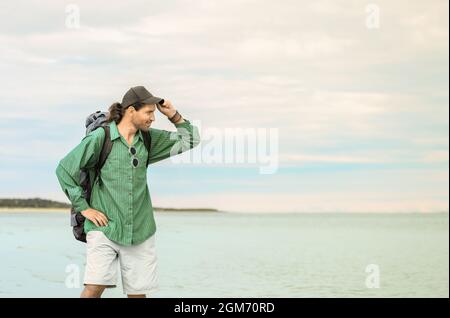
left=141, top=96, right=163, bottom=105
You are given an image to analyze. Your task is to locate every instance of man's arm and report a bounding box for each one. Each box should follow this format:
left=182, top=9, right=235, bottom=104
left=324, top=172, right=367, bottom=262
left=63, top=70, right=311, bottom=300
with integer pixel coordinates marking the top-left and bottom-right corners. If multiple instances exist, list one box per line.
left=148, top=119, right=201, bottom=165
left=148, top=99, right=201, bottom=165
left=55, top=128, right=104, bottom=213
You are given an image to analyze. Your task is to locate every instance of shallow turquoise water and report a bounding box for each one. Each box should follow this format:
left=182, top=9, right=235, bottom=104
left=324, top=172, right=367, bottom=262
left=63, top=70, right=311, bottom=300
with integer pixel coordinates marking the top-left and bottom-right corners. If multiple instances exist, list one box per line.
left=0, top=211, right=448, bottom=298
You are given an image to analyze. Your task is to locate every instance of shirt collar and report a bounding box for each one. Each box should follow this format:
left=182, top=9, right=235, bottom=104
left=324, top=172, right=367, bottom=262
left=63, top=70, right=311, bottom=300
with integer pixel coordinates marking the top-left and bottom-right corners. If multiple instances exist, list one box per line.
left=109, top=121, right=143, bottom=142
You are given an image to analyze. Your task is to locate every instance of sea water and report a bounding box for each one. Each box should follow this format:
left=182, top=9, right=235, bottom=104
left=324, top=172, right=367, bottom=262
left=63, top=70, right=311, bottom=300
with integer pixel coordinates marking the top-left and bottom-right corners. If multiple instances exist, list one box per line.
left=0, top=211, right=448, bottom=298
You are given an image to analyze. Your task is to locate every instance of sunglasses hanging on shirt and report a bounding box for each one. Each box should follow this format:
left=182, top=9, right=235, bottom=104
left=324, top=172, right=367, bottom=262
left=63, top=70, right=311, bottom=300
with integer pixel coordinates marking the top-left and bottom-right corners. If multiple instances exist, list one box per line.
left=129, top=146, right=139, bottom=168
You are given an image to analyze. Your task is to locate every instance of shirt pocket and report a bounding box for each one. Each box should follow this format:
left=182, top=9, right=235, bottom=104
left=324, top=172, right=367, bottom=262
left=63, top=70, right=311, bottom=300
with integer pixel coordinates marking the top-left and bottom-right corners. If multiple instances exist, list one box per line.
left=100, top=151, right=126, bottom=183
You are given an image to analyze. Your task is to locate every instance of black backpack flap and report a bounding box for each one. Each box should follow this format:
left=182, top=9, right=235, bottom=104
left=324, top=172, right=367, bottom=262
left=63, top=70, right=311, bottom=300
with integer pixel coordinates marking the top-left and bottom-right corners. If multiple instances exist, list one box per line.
left=70, top=204, right=87, bottom=242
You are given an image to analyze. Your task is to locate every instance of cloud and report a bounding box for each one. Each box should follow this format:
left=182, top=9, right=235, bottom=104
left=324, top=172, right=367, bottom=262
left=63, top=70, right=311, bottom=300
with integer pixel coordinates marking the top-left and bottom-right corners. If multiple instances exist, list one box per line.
left=422, top=150, right=450, bottom=163
left=0, top=0, right=448, bottom=212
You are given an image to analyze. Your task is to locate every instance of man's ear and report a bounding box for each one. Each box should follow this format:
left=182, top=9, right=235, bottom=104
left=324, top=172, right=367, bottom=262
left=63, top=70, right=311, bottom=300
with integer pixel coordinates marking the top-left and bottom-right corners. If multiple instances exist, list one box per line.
left=128, top=106, right=136, bottom=114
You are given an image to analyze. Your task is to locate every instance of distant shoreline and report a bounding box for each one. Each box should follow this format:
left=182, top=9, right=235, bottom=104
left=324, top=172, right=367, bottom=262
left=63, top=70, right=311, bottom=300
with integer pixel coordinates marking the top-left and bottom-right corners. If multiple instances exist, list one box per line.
left=0, top=198, right=220, bottom=213
left=0, top=207, right=69, bottom=212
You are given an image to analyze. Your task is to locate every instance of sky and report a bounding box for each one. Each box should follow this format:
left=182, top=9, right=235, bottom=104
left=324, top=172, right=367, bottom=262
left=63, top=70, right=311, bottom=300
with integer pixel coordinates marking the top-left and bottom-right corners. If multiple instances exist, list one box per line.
left=0, top=0, right=448, bottom=213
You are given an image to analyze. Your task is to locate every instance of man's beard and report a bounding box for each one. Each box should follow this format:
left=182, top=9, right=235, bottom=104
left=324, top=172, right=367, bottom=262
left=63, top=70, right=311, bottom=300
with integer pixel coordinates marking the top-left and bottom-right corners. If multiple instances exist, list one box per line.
left=141, top=123, right=151, bottom=131
left=135, top=121, right=150, bottom=131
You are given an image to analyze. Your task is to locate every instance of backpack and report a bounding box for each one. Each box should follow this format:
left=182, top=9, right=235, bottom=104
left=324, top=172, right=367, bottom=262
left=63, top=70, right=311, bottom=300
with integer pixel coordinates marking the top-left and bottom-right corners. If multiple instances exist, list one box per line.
left=70, top=110, right=152, bottom=243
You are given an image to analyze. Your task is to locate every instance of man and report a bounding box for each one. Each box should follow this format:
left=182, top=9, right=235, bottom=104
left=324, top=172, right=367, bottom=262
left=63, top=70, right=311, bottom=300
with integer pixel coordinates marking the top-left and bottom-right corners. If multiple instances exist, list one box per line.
left=55, top=86, right=200, bottom=298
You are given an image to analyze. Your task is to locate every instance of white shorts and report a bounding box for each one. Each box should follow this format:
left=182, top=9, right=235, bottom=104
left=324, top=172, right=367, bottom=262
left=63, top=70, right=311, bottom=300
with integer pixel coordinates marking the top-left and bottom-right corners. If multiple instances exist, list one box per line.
left=83, top=230, right=159, bottom=295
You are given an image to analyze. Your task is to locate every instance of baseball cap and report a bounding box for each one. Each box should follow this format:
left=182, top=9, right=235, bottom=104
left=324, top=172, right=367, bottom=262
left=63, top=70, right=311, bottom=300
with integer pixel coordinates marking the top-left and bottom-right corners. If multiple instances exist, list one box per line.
left=121, top=86, right=164, bottom=108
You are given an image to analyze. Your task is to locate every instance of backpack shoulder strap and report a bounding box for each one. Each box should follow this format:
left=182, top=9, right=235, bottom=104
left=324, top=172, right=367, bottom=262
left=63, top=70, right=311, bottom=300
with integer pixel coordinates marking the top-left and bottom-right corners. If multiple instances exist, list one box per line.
left=94, top=125, right=113, bottom=186
left=141, top=129, right=152, bottom=167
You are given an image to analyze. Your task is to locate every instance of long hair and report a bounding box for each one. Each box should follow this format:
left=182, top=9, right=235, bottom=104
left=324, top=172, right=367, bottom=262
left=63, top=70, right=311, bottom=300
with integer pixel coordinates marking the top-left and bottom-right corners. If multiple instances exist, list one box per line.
left=106, top=101, right=145, bottom=124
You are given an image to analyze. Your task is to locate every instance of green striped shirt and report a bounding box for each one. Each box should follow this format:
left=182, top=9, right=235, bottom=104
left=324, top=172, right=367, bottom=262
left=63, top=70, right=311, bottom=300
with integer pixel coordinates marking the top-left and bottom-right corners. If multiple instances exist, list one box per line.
left=55, top=119, right=200, bottom=246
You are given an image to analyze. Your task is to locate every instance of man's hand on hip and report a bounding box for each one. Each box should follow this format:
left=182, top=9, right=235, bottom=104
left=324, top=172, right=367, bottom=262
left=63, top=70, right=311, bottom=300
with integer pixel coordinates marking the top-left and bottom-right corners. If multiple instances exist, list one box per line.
left=81, top=208, right=109, bottom=227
